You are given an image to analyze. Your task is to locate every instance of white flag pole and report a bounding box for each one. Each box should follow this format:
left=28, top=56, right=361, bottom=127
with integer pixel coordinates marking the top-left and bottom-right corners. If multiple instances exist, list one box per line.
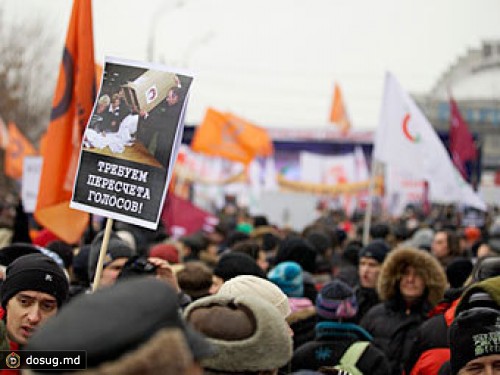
left=362, top=158, right=378, bottom=246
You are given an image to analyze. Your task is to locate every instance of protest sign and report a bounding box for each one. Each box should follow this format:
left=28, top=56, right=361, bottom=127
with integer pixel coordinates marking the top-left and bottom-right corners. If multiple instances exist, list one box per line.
left=70, top=57, right=193, bottom=230
left=22, top=156, right=43, bottom=213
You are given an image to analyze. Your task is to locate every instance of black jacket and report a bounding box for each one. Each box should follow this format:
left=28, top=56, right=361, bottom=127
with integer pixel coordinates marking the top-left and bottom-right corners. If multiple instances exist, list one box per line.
left=292, top=321, right=390, bottom=374
left=354, top=285, right=380, bottom=323
left=360, top=297, right=431, bottom=375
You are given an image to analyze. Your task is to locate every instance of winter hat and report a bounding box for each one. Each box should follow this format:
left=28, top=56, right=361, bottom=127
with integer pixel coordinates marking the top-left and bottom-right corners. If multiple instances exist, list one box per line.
left=408, top=228, right=435, bottom=250
left=275, top=236, right=317, bottom=273
left=472, top=256, right=500, bottom=282
left=449, top=307, right=500, bottom=375
left=315, top=279, right=358, bottom=320
left=268, top=261, right=304, bottom=297
left=213, top=252, right=266, bottom=282
left=370, top=223, right=390, bottom=240
left=0, top=243, right=40, bottom=266
left=149, top=243, right=180, bottom=264
left=455, top=276, right=500, bottom=317
left=1, top=253, right=69, bottom=308
left=359, top=239, right=390, bottom=264
left=88, top=231, right=135, bottom=280
left=26, top=278, right=215, bottom=368
left=446, top=258, right=473, bottom=288
left=184, top=294, right=293, bottom=372
left=218, top=275, right=291, bottom=318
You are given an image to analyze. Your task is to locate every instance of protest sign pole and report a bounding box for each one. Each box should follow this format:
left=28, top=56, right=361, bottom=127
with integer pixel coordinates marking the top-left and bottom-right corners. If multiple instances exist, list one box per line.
left=92, top=218, right=114, bottom=291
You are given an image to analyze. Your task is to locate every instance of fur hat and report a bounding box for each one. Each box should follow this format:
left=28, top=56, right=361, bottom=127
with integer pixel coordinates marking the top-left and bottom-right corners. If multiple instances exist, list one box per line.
left=213, top=252, right=265, bottom=282
left=316, top=279, right=358, bottom=320
left=88, top=231, right=135, bottom=280
left=377, top=246, right=447, bottom=306
left=26, top=278, right=215, bottom=368
left=218, top=275, right=291, bottom=318
left=1, top=253, right=69, bottom=308
left=359, top=239, right=390, bottom=264
left=449, top=307, right=500, bottom=375
left=184, top=294, right=292, bottom=373
left=268, top=261, right=304, bottom=297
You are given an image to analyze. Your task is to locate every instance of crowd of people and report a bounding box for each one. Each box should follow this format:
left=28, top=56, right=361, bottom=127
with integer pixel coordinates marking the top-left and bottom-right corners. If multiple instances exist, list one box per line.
left=0, top=200, right=499, bottom=374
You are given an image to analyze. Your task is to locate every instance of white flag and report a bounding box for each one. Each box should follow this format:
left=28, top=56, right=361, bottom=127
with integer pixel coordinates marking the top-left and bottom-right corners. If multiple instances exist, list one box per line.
left=374, top=72, right=485, bottom=211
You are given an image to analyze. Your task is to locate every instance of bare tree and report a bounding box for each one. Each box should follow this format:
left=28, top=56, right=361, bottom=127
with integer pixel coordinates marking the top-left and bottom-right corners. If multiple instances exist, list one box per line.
left=0, top=8, right=58, bottom=145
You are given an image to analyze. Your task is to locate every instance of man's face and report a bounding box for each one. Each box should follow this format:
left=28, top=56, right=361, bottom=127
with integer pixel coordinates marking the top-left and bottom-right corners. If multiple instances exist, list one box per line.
left=166, top=89, right=179, bottom=106
left=432, top=231, right=449, bottom=259
left=99, top=258, right=129, bottom=288
left=459, top=354, right=500, bottom=374
left=6, top=291, right=58, bottom=345
left=358, top=257, right=381, bottom=289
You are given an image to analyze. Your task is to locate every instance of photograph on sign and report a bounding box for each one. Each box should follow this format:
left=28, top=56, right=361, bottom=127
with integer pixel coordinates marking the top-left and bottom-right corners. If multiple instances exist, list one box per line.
left=70, top=57, right=193, bottom=229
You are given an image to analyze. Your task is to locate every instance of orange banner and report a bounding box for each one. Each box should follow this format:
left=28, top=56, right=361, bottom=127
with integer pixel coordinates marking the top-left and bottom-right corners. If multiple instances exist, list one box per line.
left=329, top=83, right=351, bottom=134
left=191, top=108, right=273, bottom=164
left=34, top=0, right=96, bottom=244
left=5, top=122, right=37, bottom=179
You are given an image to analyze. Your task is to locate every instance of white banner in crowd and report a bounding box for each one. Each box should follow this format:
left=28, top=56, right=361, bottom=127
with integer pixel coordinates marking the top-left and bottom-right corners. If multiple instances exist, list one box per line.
left=386, top=166, right=426, bottom=217
left=300, top=152, right=356, bottom=185
left=21, top=156, right=43, bottom=213
left=373, top=72, right=486, bottom=211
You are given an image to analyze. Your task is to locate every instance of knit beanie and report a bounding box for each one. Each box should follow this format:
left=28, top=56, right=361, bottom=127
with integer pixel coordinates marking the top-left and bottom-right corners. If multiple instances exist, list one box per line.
left=275, top=237, right=317, bottom=273
left=218, top=275, right=291, bottom=318
left=88, top=231, right=135, bottom=280
left=446, top=258, right=473, bottom=288
left=315, top=279, right=358, bottom=320
left=1, top=253, right=69, bottom=308
left=213, top=252, right=266, bottom=282
left=267, top=261, right=303, bottom=298
left=184, top=294, right=293, bottom=372
left=449, top=307, right=500, bottom=375
left=359, top=239, right=390, bottom=264
left=149, top=243, right=180, bottom=264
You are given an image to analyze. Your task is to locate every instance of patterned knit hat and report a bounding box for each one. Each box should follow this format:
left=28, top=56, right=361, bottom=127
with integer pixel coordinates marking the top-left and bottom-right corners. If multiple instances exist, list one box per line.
left=315, top=279, right=358, bottom=320
left=267, top=261, right=303, bottom=297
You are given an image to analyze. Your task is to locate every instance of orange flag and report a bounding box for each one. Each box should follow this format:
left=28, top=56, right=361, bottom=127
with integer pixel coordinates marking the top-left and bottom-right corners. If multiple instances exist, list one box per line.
left=329, top=83, right=351, bottom=134
left=191, top=108, right=273, bottom=164
left=34, top=0, right=96, bottom=244
left=5, top=122, right=37, bottom=179
left=225, top=112, right=274, bottom=157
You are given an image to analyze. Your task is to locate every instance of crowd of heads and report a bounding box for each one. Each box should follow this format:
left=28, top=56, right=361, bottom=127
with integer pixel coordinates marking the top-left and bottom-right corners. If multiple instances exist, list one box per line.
left=0, top=200, right=498, bottom=374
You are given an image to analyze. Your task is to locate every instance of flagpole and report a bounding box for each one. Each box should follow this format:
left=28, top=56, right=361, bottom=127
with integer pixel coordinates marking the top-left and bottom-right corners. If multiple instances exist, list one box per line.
left=92, top=218, right=114, bottom=292
left=362, top=157, right=378, bottom=246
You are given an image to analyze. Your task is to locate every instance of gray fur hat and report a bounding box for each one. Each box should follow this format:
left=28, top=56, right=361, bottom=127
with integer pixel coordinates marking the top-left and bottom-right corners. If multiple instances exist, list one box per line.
left=184, top=294, right=293, bottom=372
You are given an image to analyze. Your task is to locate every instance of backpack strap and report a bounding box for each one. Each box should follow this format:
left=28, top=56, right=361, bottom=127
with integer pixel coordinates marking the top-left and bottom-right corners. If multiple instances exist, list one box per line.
left=338, top=341, right=370, bottom=368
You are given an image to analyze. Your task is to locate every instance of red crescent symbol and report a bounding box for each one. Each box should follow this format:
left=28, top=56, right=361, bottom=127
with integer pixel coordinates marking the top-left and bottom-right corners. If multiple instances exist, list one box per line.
left=402, top=113, right=420, bottom=143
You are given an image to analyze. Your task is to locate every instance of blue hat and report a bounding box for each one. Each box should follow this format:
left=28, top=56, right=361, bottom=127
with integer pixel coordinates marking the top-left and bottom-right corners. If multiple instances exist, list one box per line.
left=268, top=261, right=303, bottom=297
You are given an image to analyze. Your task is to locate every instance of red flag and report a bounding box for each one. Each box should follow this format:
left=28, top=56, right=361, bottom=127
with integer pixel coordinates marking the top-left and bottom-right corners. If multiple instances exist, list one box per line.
left=449, top=96, right=477, bottom=179
left=161, top=194, right=218, bottom=237
left=34, top=0, right=96, bottom=244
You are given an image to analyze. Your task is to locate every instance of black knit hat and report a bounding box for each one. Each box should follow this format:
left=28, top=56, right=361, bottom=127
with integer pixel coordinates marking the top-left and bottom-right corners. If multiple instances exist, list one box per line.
left=359, top=239, right=390, bottom=264
left=449, top=307, right=500, bottom=375
left=1, top=253, right=69, bottom=308
left=446, top=258, right=473, bottom=288
left=213, top=252, right=266, bottom=282
left=88, top=231, right=135, bottom=280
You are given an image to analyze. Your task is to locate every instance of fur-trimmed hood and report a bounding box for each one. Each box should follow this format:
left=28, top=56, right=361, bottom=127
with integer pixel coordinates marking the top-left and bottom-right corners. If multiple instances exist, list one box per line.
left=377, top=247, right=447, bottom=307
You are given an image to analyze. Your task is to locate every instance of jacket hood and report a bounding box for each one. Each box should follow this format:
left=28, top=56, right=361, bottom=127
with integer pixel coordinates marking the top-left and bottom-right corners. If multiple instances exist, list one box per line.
left=377, top=247, right=447, bottom=307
